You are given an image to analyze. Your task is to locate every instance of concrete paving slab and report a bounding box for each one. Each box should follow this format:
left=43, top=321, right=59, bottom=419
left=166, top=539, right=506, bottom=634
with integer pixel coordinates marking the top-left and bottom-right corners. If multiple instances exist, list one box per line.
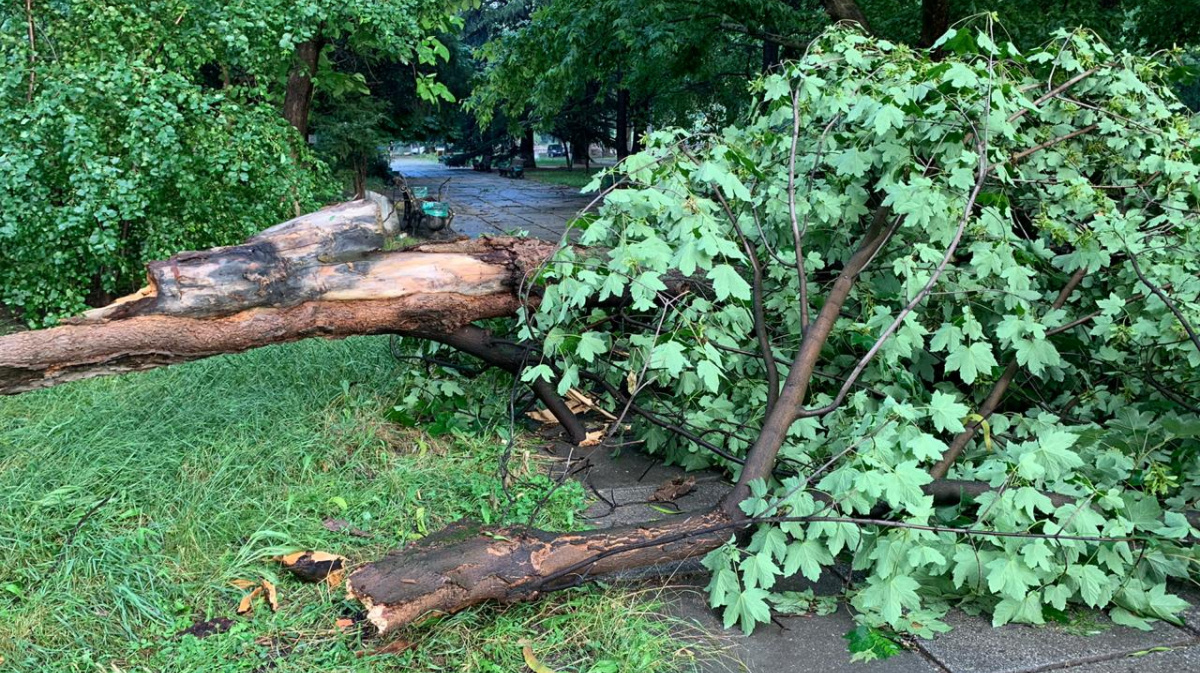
left=660, top=581, right=942, bottom=673
left=915, top=609, right=1195, bottom=673
left=389, top=157, right=594, bottom=243
left=1056, top=643, right=1200, bottom=672
left=583, top=480, right=730, bottom=528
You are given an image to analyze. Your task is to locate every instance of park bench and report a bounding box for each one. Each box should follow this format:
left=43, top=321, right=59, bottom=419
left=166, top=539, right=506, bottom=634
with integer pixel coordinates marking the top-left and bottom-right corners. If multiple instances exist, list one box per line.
left=497, top=158, right=525, bottom=179
left=392, top=174, right=453, bottom=233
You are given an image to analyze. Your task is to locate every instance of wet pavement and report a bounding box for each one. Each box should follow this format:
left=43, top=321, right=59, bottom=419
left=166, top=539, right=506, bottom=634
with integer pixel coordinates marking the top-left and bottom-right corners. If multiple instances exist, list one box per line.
left=388, top=157, right=596, bottom=241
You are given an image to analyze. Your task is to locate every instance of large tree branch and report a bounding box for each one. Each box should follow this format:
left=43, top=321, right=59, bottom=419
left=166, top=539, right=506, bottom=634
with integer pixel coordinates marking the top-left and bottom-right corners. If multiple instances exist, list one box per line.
left=0, top=199, right=558, bottom=395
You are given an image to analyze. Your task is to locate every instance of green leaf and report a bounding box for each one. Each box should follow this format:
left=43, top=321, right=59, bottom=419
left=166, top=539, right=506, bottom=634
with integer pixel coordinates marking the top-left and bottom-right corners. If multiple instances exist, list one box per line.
left=856, top=574, right=921, bottom=626
left=723, top=587, right=773, bottom=635
left=985, top=557, right=1039, bottom=600
left=928, top=391, right=969, bottom=433
left=1067, top=565, right=1113, bottom=608
left=1110, top=607, right=1153, bottom=631
left=944, top=341, right=998, bottom=384
left=909, top=433, right=948, bottom=461
left=709, top=264, right=753, bottom=301
left=741, top=550, right=782, bottom=590
left=784, top=539, right=833, bottom=582
left=575, top=331, right=606, bottom=363
left=844, top=625, right=903, bottom=663
left=649, top=341, right=689, bottom=377
left=881, top=460, right=932, bottom=509
left=1013, top=337, right=1063, bottom=375
left=696, top=359, right=722, bottom=392
left=873, top=104, right=905, bottom=136
left=944, top=62, right=980, bottom=88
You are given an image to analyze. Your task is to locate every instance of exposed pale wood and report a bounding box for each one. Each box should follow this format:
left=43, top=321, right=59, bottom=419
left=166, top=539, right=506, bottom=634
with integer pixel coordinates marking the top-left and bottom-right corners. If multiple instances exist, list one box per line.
left=0, top=199, right=557, bottom=394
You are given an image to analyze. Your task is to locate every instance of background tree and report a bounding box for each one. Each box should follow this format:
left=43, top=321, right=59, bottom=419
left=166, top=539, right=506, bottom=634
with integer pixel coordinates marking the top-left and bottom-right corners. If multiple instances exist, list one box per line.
left=0, top=0, right=458, bottom=325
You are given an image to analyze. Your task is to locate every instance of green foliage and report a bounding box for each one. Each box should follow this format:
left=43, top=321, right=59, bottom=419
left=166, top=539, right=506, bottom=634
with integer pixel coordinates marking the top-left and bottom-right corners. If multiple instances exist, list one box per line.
left=522, top=22, right=1200, bottom=637
left=0, top=0, right=459, bottom=324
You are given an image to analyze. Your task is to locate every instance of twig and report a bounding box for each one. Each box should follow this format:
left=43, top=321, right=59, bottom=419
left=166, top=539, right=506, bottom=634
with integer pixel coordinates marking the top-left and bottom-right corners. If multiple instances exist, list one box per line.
left=1127, top=252, right=1200, bottom=357
left=51, top=492, right=116, bottom=573
left=25, top=0, right=36, bottom=102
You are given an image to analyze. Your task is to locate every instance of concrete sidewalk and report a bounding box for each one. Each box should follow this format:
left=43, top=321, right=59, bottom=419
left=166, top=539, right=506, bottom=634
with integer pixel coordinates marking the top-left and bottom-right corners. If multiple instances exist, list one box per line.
left=548, top=439, right=1200, bottom=673
left=389, top=157, right=594, bottom=241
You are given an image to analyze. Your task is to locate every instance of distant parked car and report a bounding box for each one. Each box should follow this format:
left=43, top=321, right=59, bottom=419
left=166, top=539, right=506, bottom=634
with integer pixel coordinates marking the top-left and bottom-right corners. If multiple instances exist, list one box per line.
left=546, top=144, right=566, bottom=158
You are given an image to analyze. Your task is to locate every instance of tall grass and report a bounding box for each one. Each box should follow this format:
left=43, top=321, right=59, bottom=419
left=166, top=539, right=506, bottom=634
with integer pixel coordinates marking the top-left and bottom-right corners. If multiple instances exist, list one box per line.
left=0, top=337, right=701, bottom=671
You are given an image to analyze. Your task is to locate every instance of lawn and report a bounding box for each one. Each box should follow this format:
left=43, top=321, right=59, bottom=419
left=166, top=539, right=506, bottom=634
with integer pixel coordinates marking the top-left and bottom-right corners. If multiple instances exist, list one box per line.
left=525, top=167, right=605, bottom=190
left=0, top=336, right=707, bottom=672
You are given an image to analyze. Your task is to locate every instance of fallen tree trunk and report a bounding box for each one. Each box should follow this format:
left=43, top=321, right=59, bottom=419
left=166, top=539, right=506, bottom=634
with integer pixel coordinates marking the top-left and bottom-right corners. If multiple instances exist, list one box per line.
left=348, top=509, right=733, bottom=633
left=0, top=199, right=558, bottom=395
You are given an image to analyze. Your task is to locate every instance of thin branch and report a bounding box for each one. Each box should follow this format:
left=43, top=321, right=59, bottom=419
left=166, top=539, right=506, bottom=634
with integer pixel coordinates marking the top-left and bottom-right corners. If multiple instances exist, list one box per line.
left=710, top=187, right=780, bottom=413
left=1007, top=66, right=1104, bottom=125
left=798, top=147, right=990, bottom=420
left=1008, top=123, right=1099, bottom=165
left=25, top=0, right=36, bottom=102
left=929, top=267, right=1087, bottom=479
left=1127, top=252, right=1200, bottom=357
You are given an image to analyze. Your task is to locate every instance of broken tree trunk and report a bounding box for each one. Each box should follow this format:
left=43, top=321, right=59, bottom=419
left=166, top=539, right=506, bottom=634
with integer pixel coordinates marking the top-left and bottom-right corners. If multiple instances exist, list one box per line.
left=0, top=198, right=558, bottom=395
left=348, top=509, right=733, bottom=632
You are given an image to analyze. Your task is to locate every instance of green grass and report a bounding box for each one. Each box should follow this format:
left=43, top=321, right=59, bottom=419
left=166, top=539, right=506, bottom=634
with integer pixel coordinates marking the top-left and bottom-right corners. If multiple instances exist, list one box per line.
left=0, top=337, right=707, bottom=672
left=525, top=167, right=604, bottom=190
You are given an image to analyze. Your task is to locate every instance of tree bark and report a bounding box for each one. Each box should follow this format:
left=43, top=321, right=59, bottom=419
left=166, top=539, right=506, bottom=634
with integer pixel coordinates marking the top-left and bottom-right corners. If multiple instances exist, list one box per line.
left=763, top=41, right=781, bottom=72
left=282, top=38, right=324, bottom=139
left=520, top=126, right=537, bottom=168
left=615, top=88, right=630, bottom=159
left=919, top=0, right=950, bottom=47
left=348, top=508, right=732, bottom=633
left=0, top=199, right=559, bottom=395
left=823, top=0, right=871, bottom=31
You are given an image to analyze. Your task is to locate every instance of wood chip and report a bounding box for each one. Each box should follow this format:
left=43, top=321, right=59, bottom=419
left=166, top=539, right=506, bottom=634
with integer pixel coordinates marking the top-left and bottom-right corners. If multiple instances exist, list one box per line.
left=648, top=476, right=696, bottom=503
left=578, top=429, right=605, bottom=447
left=236, top=586, right=262, bottom=615
left=262, top=579, right=279, bottom=612
left=275, top=550, right=348, bottom=583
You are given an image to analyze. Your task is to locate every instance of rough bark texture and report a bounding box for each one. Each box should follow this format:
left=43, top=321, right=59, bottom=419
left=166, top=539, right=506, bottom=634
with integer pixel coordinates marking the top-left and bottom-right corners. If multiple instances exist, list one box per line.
left=347, top=509, right=731, bottom=633
left=520, top=126, right=537, bottom=168
left=0, top=199, right=558, bottom=394
left=282, top=38, right=323, bottom=139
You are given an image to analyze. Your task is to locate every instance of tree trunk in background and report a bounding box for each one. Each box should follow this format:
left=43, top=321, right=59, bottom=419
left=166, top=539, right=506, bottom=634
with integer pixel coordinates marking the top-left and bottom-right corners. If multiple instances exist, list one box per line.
left=520, top=126, right=537, bottom=168
left=616, top=88, right=630, bottom=159
left=762, top=41, right=781, bottom=72
left=631, top=99, right=650, bottom=153
left=822, top=0, right=871, bottom=31
left=920, top=0, right=950, bottom=47
left=282, top=38, right=324, bottom=139
left=571, top=137, right=590, bottom=170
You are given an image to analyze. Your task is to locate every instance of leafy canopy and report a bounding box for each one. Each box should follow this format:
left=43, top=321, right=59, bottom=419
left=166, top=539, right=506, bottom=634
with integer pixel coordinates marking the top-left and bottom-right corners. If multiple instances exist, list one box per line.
left=521, top=22, right=1200, bottom=636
